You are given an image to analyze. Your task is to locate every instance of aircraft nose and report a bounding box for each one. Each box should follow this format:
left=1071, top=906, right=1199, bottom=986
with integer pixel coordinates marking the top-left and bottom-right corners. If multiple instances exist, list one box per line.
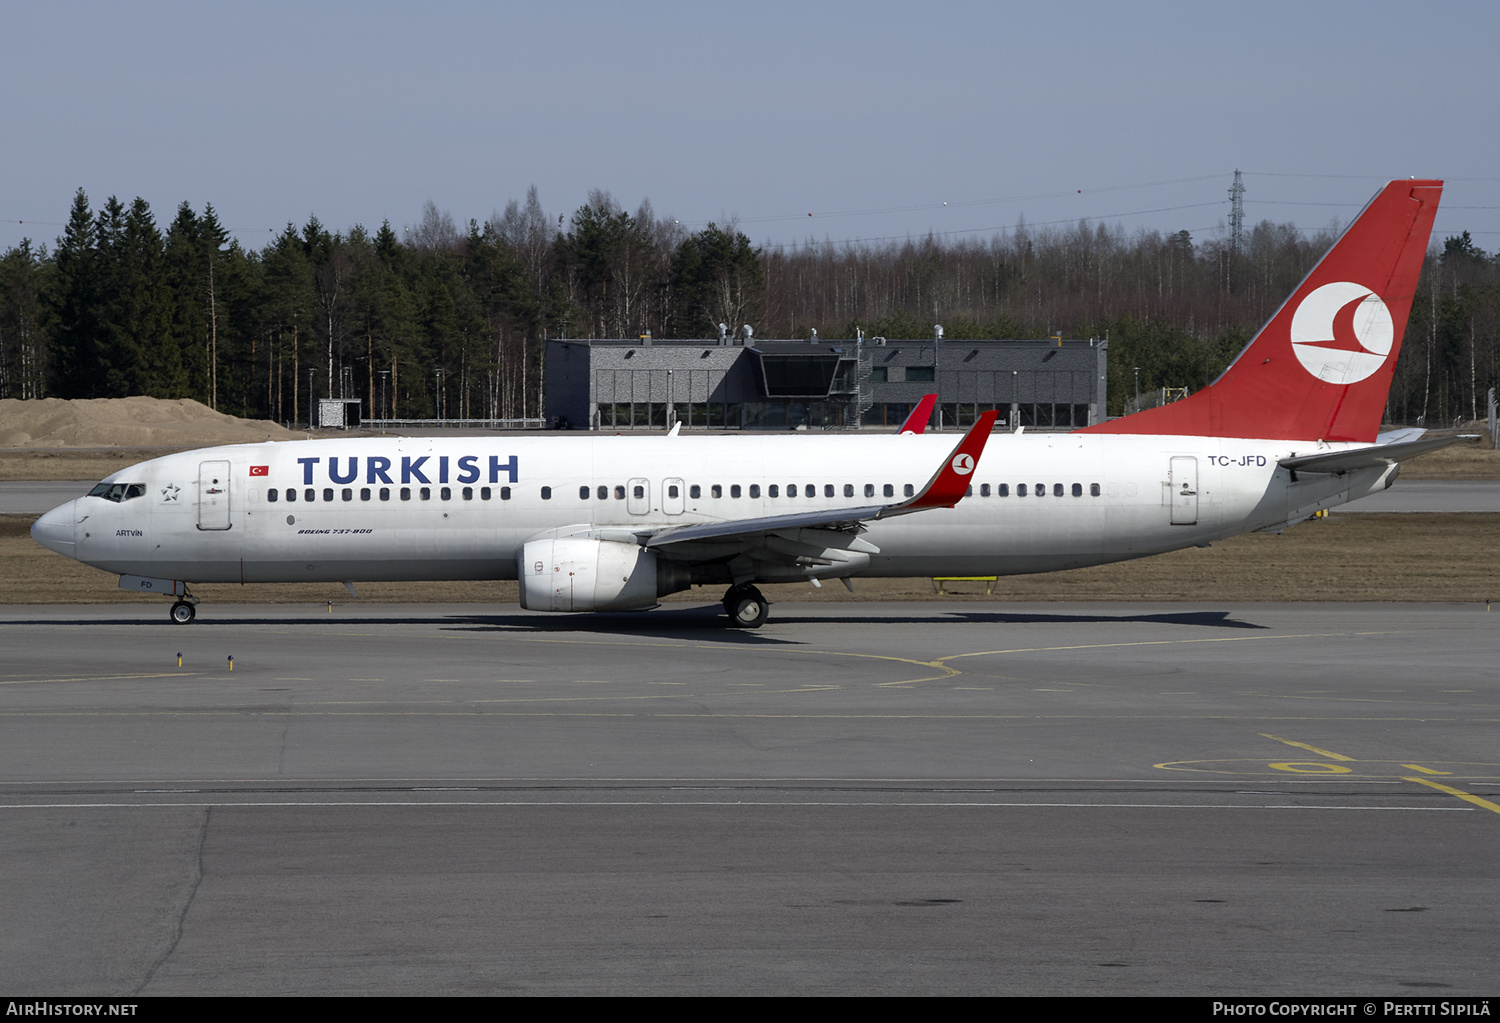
left=31, top=500, right=77, bottom=558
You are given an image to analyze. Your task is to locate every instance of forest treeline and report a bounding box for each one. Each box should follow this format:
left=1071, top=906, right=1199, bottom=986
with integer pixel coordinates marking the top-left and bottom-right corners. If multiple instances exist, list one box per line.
left=1, top=186, right=1496, bottom=422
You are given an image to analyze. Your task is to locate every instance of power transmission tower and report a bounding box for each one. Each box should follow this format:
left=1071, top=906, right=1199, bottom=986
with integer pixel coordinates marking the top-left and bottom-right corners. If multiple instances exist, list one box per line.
left=1228, top=169, right=1246, bottom=255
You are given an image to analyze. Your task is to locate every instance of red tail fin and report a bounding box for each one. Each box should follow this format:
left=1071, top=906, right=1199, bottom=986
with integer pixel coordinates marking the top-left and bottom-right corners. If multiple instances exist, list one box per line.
left=1082, top=179, right=1442, bottom=442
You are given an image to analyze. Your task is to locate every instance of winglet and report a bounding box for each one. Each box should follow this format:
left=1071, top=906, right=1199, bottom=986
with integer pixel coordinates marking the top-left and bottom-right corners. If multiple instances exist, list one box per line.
left=898, top=394, right=938, bottom=434
left=880, top=410, right=1000, bottom=516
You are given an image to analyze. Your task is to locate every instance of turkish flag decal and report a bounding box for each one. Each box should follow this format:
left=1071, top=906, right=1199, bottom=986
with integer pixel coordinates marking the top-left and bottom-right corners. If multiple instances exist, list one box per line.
left=249, top=465, right=269, bottom=477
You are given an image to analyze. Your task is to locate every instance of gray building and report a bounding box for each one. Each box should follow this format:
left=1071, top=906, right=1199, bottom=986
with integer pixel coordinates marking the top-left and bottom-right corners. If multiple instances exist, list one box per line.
left=546, top=333, right=1107, bottom=431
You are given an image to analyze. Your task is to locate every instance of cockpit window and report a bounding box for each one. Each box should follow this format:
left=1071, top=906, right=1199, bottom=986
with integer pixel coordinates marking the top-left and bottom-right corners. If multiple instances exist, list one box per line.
left=87, top=482, right=146, bottom=503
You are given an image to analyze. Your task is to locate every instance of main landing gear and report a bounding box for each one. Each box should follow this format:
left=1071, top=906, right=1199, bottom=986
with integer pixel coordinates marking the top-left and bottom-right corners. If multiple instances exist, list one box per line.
left=722, top=584, right=769, bottom=629
left=169, top=591, right=199, bottom=624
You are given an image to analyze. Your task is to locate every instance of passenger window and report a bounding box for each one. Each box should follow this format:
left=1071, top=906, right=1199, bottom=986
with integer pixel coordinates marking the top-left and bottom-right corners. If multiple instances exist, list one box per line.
left=966, top=485, right=973, bottom=496
left=668, top=484, right=679, bottom=498
left=903, top=484, right=914, bottom=497
left=463, top=487, right=473, bottom=500
left=441, top=487, right=451, bottom=500
left=786, top=484, right=796, bottom=498
left=865, top=484, right=876, bottom=498
left=541, top=487, right=552, bottom=500
left=981, top=484, right=991, bottom=497
left=286, top=489, right=297, bottom=503
left=361, top=488, right=372, bottom=501
left=1035, top=484, right=1045, bottom=497
left=999, top=484, right=1009, bottom=497
left=598, top=486, right=608, bottom=500
left=1090, top=483, right=1101, bottom=497
left=501, top=487, right=512, bottom=500
left=420, top=487, right=431, bottom=500
left=1018, top=484, right=1027, bottom=497
left=825, top=484, right=835, bottom=498
left=614, top=486, right=625, bottom=500
left=481, top=487, right=492, bottom=500
left=1072, top=483, right=1082, bottom=497
left=400, top=487, right=411, bottom=501
left=633, top=485, right=645, bottom=499
left=690, top=484, right=701, bottom=499
left=1054, top=484, right=1064, bottom=497
left=324, top=488, right=334, bottom=502
left=711, top=484, right=722, bottom=498
left=267, top=489, right=278, bottom=503
left=304, top=488, right=315, bottom=502
left=580, top=485, right=590, bottom=500
left=343, top=488, right=353, bottom=501
left=379, top=487, right=390, bottom=501
left=883, top=484, right=894, bottom=498
left=768, top=485, right=779, bottom=498
left=844, top=484, right=854, bottom=498
left=749, top=484, right=761, bottom=498
left=731, top=484, right=742, bottom=498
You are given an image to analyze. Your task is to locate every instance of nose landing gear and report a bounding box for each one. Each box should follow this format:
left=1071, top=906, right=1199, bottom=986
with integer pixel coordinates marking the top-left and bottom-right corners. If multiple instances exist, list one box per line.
left=722, top=584, right=769, bottom=629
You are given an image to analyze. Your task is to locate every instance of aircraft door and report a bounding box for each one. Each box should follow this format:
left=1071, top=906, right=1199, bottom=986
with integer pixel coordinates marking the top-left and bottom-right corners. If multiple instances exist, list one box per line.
left=662, top=477, right=685, bottom=515
left=198, top=460, right=232, bottom=530
left=627, top=477, right=650, bottom=515
left=1169, top=456, right=1198, bottom=525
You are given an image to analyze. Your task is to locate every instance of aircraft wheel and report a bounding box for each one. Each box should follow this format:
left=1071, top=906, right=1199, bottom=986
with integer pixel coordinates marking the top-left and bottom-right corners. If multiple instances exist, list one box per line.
left=170, top=601, right=196, bottom=624
left=726, top=586, right=769, bottom=629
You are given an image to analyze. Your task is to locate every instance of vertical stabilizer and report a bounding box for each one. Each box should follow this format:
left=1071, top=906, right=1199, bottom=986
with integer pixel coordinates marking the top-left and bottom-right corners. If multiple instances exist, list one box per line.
left=1083, top=179, right=1442, bottom=442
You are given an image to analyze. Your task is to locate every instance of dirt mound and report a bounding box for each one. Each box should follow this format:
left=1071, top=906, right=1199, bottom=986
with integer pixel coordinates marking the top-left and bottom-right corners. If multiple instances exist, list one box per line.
left=0, top=397, right=295, bottom=449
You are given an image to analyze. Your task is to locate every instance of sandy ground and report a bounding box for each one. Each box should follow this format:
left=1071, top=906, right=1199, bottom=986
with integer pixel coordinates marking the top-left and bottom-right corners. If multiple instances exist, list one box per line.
left=3, top=511, right=1497, bottom=607
left=0, top=396, right=303, bottom=480
left=0, top=396, right=294, bottom=448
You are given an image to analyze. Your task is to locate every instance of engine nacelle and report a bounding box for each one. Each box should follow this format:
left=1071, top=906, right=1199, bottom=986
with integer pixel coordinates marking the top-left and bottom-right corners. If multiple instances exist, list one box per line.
left=518, top=536, right=689, bottom=612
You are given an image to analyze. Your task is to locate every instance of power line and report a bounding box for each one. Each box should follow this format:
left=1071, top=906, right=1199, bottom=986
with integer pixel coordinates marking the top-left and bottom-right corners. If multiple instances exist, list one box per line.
left=759, top=200, right=1228, bottom=251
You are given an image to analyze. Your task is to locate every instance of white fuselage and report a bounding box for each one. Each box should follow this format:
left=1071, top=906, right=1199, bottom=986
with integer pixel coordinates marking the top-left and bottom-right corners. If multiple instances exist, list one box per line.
left=40, top=431, right=1395, bottom=587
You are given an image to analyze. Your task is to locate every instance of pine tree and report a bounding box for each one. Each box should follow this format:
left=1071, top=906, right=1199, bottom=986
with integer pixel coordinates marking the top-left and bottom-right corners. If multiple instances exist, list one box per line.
left=46, top=190, right=99, bottom=397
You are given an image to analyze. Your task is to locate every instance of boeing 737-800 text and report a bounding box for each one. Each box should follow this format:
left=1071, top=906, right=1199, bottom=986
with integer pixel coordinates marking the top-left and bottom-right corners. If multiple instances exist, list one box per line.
left=31, top=180, right=1460, bottom=627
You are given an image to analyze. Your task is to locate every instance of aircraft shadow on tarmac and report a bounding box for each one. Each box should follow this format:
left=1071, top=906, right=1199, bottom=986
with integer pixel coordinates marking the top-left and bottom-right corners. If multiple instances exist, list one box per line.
left=0, top=606, right=1267, bottom=641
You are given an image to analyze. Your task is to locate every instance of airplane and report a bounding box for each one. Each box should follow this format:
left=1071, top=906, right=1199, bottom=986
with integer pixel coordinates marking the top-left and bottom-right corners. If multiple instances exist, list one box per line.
left=31, top=179, right=1465, bottom=629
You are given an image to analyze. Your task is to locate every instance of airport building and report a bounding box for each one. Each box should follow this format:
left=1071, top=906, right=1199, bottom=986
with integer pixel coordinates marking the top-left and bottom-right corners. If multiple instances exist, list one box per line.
left=545, top=331, right=1108, bottom=431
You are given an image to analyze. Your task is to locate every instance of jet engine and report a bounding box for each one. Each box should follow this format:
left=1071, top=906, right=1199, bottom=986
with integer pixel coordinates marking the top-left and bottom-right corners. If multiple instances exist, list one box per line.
left=518, top=535, right=691, bottom=612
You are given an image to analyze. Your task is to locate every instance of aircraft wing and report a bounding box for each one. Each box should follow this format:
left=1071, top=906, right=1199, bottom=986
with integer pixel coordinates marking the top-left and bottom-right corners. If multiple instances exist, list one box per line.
left=639, top=410, right=1000, bottom=550
left=1280, top=433, right=1480, bottom=474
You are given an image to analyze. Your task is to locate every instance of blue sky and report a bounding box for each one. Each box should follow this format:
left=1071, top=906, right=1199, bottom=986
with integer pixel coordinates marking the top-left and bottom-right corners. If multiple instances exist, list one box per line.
left=3, top=0, right=1495, bottom=255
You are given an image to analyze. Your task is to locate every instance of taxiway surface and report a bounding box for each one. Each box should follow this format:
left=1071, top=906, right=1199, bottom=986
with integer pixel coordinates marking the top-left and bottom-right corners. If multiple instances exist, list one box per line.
left=1, top=601, right=1496, bottom=995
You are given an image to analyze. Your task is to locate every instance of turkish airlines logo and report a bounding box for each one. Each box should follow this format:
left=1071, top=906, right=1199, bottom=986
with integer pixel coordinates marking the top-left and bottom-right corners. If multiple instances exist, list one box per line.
left=1288, top=282, right=1395, bottom=385
left=951, top=453, right=975, bottom=475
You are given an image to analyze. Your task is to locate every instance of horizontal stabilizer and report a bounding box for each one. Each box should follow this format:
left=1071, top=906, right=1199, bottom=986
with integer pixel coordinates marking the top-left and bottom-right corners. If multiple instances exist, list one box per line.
left=1279, top=434, right=1479, bottom=474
